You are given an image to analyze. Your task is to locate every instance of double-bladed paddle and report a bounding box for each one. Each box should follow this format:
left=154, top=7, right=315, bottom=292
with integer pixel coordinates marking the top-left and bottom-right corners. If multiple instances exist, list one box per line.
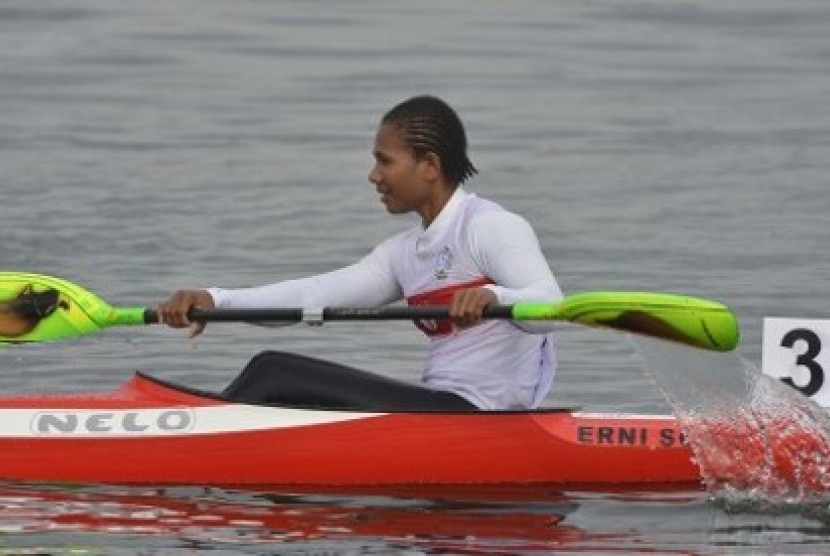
left=0, top=271, right=740, bottom=351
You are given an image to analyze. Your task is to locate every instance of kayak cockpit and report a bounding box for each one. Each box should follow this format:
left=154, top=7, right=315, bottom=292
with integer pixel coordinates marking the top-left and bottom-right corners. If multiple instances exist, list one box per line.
left=130, top=371, right=580, bottom=415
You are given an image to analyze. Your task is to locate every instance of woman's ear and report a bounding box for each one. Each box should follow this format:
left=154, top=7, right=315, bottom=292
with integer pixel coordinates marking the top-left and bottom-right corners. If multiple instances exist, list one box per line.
left=419, top=151, right=443, bottom=183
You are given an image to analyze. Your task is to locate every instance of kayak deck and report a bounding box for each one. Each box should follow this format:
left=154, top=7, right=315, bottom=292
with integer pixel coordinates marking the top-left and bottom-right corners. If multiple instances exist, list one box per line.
left=0, top=372, right=701, bottom=487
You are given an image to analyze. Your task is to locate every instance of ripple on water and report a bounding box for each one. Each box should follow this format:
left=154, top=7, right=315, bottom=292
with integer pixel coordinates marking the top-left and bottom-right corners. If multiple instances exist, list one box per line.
left=635, top=337, right=830, bottom=515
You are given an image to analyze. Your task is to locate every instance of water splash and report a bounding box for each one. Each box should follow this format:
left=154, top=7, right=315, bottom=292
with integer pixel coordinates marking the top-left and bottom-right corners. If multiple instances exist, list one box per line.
left=633, top=338, right=830, bottom=508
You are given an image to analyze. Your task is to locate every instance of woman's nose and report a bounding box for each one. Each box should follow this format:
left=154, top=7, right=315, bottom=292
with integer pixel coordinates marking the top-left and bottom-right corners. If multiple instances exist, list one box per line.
left=368, top=164, right=380, bottom=185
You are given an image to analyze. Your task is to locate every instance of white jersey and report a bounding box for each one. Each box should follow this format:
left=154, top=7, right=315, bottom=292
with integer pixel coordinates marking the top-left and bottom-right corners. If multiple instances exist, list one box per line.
left=208, top=188, right=563, bottom=410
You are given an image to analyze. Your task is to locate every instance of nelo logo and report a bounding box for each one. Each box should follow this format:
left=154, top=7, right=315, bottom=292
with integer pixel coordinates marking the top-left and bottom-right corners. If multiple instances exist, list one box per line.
left=31, top=409, right=195, bottom=435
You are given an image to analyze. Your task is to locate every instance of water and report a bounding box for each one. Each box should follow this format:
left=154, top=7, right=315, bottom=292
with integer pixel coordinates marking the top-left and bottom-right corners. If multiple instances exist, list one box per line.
left=636, top=339, right=830, bottom=505
left=2, top=0, right=830, bottom=552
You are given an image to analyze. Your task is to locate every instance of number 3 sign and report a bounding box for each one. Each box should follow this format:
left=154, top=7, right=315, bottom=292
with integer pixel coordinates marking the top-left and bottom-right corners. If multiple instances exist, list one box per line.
left=762, top=318, right=830, bottom=407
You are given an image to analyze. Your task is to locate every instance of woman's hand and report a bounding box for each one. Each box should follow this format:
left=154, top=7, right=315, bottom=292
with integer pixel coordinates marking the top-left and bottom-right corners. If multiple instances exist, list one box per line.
left=156, top=289, right=215, bottom=338
left=449, top=287, right=497, bottom=329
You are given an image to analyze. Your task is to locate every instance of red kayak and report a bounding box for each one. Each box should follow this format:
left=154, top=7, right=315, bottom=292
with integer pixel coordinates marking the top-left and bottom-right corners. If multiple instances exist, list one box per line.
left=0, top=371, right=702, bottom=487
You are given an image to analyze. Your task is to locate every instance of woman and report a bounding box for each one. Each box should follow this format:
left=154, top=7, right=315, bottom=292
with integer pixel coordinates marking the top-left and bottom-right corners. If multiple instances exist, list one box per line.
left=158, top=95, right=563, bottom=411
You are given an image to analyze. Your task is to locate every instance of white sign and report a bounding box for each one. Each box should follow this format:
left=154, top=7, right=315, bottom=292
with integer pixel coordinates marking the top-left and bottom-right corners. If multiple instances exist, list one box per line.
left=762, top=318, right=830, bottom=408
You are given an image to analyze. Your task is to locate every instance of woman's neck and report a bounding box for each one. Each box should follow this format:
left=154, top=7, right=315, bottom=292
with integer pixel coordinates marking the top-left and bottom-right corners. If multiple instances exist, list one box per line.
left=419, top=185, right=456, bottom=228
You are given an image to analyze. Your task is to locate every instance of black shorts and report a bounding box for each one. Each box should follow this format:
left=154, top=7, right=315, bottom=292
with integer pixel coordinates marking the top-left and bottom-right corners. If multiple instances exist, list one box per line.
left=222, top=350, right=478, bottom=412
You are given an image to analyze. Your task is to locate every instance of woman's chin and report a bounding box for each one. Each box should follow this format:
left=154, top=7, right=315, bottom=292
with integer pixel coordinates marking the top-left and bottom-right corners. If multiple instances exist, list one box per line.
left=381, top=198, right=399, bottom=213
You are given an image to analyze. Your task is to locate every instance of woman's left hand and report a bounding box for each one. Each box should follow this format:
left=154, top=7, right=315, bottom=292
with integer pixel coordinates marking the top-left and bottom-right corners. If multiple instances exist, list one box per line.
left=449, top=287, right=498, bottom=328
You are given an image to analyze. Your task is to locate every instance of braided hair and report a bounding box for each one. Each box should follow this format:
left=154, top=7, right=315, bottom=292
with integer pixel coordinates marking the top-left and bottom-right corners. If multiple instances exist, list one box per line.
left=382, top=96, right=478, bottom=187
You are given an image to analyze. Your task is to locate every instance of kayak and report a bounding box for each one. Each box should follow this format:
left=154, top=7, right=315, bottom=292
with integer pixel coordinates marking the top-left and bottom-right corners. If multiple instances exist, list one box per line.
left=0, top=371, right=701, bottom=487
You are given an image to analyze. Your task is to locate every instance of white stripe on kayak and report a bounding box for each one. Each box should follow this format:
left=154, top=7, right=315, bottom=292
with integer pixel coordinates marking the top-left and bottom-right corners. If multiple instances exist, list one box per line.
left=0, top=405, right=385, bottom=438
left=0, top=407, right=678, bottom=439
left=572, top=412, right=677, bottom=420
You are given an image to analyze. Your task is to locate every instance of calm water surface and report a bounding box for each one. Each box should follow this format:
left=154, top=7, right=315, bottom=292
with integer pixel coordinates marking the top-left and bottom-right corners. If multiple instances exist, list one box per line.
left=2, top=0, right=830, bottom=553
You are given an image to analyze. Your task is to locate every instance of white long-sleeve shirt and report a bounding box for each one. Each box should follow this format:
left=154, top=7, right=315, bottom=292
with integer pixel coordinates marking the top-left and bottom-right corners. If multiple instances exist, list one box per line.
left=209, top=188, right=563, bottom=410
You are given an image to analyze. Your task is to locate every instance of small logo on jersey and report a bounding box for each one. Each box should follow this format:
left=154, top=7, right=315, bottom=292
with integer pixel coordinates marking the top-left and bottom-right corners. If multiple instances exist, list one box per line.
left=434, top=246, right=453, bottom=280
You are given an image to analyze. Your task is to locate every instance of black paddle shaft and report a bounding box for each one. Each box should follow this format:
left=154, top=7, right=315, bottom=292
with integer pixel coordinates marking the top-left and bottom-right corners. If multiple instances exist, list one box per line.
left=144, top=305, right=515, bottom=324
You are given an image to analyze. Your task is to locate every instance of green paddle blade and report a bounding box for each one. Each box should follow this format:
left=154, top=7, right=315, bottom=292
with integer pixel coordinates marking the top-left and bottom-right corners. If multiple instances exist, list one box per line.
left=0, top=272, right=146, bottom=345
left=513, top=292, right=740, bottom=351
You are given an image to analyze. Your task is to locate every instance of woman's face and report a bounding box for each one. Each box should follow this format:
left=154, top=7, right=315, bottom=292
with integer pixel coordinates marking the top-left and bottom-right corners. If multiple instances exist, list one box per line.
left=368, top=123, right=439, bottom=217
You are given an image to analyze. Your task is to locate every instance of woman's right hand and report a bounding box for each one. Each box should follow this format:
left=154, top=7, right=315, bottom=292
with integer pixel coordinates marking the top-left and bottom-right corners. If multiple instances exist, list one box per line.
left=156, top=289, right=215, bottom=338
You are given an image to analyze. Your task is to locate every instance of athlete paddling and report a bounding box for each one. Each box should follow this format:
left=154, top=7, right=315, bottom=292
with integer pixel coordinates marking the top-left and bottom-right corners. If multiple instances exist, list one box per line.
left=158, top=96, right=563, bottom=410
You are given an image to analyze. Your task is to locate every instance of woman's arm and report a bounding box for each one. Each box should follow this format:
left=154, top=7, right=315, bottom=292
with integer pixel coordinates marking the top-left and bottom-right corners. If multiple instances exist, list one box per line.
left=158, top=240, right=403, bottom=336
left=469, top=210, right=562, bottom=333
left=209, top=244, right=402, bottom=309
